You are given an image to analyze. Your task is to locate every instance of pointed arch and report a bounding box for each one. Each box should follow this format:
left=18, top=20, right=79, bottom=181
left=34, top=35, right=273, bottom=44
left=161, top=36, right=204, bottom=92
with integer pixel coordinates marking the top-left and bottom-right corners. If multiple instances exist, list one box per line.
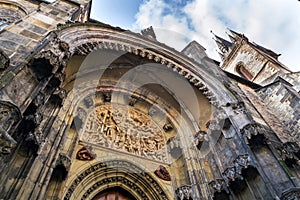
left=63, top=159, right=171, bottom=200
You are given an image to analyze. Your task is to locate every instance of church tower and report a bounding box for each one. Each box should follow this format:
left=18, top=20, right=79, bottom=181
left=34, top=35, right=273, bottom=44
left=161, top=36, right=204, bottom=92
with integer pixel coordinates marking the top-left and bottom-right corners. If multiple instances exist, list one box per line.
left=214, top=29, right=292, bottom=86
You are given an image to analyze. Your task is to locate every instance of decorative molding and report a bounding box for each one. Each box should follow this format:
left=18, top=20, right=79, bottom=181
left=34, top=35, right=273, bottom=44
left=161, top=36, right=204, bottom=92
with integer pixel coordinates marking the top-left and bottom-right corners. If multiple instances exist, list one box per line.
left=240, top=123, right=266, bottom=140
left=81, top=176, right=149, bottom=200
left=233, top=154, right=251, bottom=174
left=64, top=160, right=169, bottom=200
left=210, top=154, right=252, bottom=193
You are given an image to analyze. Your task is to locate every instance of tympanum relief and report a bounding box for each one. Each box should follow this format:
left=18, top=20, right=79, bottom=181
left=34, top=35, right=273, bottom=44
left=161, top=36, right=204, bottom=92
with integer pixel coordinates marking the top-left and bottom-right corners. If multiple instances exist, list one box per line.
left=81, top=104, right=168, bottom=162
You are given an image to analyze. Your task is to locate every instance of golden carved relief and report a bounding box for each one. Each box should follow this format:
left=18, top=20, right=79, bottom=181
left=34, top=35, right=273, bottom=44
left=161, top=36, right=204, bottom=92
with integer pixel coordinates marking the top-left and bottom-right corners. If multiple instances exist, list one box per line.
left=81, top=105, right=167, bottom=162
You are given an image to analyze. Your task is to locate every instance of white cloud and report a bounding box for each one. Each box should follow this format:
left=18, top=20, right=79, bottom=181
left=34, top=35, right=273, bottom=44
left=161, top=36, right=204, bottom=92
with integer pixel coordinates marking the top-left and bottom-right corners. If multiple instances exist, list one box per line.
left=134, top=0, right=300, bottom=72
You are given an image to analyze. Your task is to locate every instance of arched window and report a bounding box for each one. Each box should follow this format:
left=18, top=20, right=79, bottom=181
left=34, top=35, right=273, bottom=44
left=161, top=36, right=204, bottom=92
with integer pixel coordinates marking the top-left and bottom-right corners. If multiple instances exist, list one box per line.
left=235, top=62, right=253, bottom=80
left=0, top=3, right=26, bottom=31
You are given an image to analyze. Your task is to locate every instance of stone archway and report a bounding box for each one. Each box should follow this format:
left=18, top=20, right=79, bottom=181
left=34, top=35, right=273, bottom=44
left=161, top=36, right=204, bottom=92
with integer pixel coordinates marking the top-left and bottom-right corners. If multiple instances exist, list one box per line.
left=63, top=160, right=170, bottom=200
left=28, top=23, right=257, bottom=200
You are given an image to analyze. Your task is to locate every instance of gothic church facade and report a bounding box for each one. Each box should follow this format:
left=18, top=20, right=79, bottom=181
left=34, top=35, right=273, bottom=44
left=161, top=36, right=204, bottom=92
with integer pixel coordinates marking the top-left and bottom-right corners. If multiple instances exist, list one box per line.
left=0, top=0, right=299, bottom=199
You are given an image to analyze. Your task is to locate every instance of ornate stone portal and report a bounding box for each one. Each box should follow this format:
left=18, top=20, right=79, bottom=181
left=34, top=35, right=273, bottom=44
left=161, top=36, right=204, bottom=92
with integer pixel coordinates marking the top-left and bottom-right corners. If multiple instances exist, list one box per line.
left=81, top=104, right=168, bottom=162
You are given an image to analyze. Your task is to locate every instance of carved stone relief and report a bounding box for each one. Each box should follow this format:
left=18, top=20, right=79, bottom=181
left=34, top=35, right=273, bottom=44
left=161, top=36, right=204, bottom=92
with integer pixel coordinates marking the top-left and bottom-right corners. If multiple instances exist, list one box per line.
left=194, top=131, right=207, bottom=150
left=168, top=136, right=182, bottom=159
left=81, top=104, right=168, bottom=162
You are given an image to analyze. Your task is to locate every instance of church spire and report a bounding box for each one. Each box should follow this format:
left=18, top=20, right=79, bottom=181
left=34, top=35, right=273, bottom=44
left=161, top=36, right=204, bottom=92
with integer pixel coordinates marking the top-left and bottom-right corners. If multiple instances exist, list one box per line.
left=226, top=31, right=236, bottom=43
left=227, top=28, right=247, bottom=41
left=211, top=30, right=233, bottom=60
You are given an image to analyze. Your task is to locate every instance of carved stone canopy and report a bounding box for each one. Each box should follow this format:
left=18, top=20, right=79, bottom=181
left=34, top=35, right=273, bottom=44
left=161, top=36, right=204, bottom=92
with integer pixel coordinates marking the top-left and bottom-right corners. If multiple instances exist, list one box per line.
left=219, top=154, right=251, bottom=185
left=175, top=185, right=193, bottom=200
left=209, top=179, right=227, bottom=193
left=278, top=142, right=300, bottom=167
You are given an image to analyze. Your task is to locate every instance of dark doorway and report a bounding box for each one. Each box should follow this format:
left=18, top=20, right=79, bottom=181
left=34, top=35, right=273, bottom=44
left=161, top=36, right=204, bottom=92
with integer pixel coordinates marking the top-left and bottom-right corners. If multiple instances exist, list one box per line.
left=92, top=187, right=137, bottom=200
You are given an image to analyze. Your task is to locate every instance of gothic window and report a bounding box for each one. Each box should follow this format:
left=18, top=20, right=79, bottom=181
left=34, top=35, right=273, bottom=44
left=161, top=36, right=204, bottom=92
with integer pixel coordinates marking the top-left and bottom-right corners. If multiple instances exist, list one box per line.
left=0, top=3, right=26, bottom=31
left=235, top=62, right=253, bottom=80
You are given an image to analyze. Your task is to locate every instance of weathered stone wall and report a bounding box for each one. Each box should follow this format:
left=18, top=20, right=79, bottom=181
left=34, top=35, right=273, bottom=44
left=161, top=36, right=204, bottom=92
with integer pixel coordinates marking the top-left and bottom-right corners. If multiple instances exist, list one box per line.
left=281, top=72, right=300, bottom=92
left=257, top=81, right=300, bottom=143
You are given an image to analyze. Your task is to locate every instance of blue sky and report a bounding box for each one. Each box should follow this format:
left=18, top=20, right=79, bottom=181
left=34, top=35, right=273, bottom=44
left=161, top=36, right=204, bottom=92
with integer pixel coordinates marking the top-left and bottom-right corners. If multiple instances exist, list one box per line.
left=91, top=0, right=143, bottom=28
left=91, top=0, right=300, bottom=72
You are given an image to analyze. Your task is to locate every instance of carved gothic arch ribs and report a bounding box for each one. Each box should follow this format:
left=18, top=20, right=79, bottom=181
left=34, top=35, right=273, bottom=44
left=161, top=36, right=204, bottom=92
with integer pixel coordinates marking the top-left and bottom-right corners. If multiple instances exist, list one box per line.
left=75, top=40, right=219, bottom=106
left=63, top=159, right=171, bottom=200
left=55, top=23, right=237, bottom=107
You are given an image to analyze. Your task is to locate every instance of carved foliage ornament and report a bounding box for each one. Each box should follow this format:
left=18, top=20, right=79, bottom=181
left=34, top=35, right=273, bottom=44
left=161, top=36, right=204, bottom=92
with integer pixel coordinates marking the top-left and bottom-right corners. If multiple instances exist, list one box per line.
left=81, top=104, right=167, bottom=162
left=154, top=165, right=171, bottom=181
left=0, top=101, right=21, bottom=154
left=76, top=146, right=96, bottom=161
